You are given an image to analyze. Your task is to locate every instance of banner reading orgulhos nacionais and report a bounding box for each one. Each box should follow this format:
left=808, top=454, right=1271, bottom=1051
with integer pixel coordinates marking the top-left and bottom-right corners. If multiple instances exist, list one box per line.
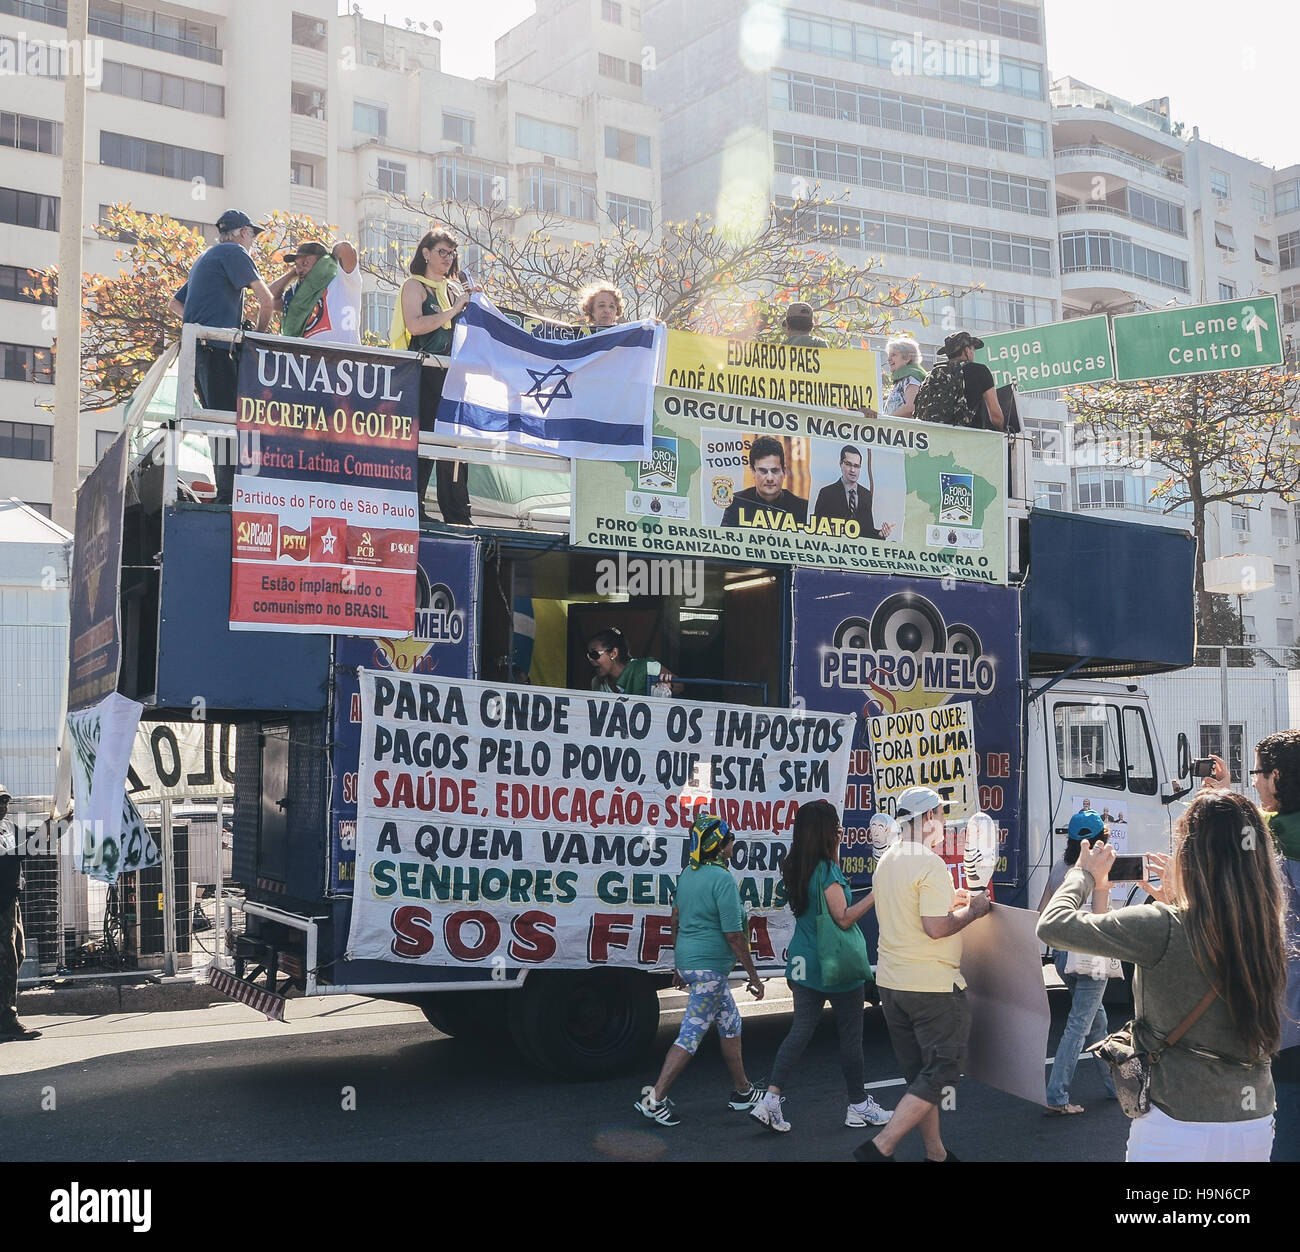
left=572, top=387, right=1007, bottom=584
left=664, top=330, right=881, bottom=413
left=346, top=673, right=854, bottom=970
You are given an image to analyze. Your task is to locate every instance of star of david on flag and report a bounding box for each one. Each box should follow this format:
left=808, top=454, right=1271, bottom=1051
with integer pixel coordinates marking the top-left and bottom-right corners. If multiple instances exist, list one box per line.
left=436, top=293, right=664, bottom=460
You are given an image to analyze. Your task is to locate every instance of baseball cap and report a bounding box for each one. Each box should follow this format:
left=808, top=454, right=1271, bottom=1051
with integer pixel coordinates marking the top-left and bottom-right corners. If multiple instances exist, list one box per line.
left=942, top=331, right=984, bottom=357
left=0, top=783, right=10, bottom=799
left=216, top=209, right=266, bottom=235
left=894, top=786, right=950, bottom=821
left=1067, top=809, right=1106, bottom=842
left=279, top=241, right=329, bottom=263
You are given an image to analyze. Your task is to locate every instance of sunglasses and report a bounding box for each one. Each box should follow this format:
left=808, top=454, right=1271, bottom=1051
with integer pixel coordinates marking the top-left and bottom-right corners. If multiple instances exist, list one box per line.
left=1249, top=768, right=1271, bottom=776
left=586, top=648, right=610, bottom=662
left=433, top=248, right=457, bottom=259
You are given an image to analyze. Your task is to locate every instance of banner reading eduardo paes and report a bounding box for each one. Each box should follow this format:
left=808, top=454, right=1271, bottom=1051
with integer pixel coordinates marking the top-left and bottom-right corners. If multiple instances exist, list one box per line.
left=347, top=673, right=854, bottom=969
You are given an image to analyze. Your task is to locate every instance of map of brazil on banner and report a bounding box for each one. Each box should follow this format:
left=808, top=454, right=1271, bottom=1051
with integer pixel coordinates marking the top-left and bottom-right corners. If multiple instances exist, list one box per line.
left=229, top=335, right=421, bottom=636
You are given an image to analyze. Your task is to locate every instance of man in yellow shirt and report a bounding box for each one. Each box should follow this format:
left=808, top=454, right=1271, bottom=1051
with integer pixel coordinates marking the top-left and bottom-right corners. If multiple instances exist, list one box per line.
left=855, top=786, right=989, bottom=1162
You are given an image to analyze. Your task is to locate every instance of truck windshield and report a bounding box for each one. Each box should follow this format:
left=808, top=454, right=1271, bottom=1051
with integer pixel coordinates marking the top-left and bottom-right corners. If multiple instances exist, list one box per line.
left=1053, top=702, right=1124, bottom=789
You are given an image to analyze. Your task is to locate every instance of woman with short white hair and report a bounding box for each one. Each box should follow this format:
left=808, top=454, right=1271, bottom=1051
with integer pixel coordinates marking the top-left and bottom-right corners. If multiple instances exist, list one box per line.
left=883, top=336, right=926, bottom=418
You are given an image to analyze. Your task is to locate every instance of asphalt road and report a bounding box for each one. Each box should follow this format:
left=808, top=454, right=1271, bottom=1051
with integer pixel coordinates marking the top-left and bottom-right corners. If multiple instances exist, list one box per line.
left=1, top=987, right=1133, bottom=1163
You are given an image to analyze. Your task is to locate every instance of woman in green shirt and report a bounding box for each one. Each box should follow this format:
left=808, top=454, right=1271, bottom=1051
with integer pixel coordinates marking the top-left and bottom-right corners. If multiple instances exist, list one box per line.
left=635, top=814, right=764, bottom=1127
left=586, top=628, right=673, bottom=696
left=751, top=800, right=892, bottom=1133
left=1038, top=789, right=1287, bottom=1161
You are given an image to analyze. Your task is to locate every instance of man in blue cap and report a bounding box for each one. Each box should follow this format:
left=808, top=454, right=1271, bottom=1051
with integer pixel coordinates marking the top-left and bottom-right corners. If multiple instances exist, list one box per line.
left=169, top=210, right=276, bottom=501
left=854, top=786, right=989, bottom=1162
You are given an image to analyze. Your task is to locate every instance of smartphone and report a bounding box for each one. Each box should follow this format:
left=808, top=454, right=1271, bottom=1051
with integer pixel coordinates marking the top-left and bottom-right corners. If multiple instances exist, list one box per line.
left=1109, top=854, right=1146, bottom=882
left=1192, top=757, right=1216, bottom=777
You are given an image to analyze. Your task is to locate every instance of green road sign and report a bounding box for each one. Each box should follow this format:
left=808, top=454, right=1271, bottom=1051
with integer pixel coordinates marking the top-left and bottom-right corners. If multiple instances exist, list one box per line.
left=1112, top=295, right=1283, bottom=382
left=975, top=314, right=1114, bottom=389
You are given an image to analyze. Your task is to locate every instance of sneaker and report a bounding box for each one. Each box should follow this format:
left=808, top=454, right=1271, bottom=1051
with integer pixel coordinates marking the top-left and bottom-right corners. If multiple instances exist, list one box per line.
left=635, top=1094, right=681, bottom=1127
left=727, top=1083, right=764, bottom=1111
left=0, top=1020, right=41, bottom=1041
left=750, top=1094, right=791, bottom=1133
left=845, top=1095, right=893, bottom=1127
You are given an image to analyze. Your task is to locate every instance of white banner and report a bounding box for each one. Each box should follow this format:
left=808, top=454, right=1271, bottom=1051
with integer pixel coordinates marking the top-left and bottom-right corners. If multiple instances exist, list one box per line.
left=347, top=673, right=855, bottom=970
left=868, top=700, right=977, bottom=820
left=66, top=693, right=159, bottom=883
left=128, top=722, right=237, bottom=802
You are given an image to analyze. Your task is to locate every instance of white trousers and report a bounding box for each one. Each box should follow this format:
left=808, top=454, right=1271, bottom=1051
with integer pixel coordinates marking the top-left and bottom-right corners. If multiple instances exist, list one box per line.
left=1126, top=1103, right=1275, bottom=1162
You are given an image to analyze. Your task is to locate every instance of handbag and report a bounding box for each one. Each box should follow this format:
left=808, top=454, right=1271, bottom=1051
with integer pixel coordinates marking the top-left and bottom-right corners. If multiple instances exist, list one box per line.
left=1086, top=988, right=1218, bottom=1118
left=815, top=868, right=872, bottom=986
left=1063, top=950, right=1124, bottom=980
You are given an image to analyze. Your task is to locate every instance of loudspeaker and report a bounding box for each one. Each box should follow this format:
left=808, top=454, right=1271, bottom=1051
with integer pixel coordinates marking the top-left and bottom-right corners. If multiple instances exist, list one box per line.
left=869, top=593, right=947, bottom=655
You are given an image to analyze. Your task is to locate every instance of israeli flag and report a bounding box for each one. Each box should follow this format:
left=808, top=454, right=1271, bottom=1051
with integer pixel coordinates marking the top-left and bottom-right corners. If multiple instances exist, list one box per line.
left=437, top=294, right=664, bottom=461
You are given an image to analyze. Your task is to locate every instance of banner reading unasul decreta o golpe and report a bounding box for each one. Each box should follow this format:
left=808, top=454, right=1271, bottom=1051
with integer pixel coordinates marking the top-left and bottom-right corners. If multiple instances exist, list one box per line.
left=346, top=673, right=855, bottom=971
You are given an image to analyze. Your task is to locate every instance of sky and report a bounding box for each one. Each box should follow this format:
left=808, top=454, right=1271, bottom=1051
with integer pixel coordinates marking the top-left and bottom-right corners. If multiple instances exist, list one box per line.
left=361, top=0, right=1296, bottom=171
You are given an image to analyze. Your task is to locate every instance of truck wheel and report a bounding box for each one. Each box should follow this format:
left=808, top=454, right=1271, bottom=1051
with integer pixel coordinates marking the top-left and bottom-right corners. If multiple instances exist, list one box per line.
left=420, top=992, right=509, bottom=1042
left=507, top=969, right=659, bottom=1079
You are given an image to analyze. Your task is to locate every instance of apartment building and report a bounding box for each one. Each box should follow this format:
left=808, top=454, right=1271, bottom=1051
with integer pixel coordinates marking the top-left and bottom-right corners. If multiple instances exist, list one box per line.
left=0, top=1, right=660, bottom=515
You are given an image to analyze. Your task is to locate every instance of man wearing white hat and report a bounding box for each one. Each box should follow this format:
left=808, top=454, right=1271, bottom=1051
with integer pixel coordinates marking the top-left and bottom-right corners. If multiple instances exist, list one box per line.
left=0, top=783, right=40, bottom=1041
left=854, top=786, right=988, bottom=1161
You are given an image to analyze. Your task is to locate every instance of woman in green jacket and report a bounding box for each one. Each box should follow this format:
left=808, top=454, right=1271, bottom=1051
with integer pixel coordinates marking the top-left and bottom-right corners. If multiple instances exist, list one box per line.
left=1038, top=789, right=1287, bottom=1161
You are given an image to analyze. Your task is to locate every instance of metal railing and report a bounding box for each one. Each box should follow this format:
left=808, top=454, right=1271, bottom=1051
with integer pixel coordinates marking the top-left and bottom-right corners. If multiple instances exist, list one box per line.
left=1056, top=201, right=1188, bottom=239
left=1055, top=145, right=1185, bottom=185
left=1060, top=261, right=1189, bottom=294
left=773, top=162, right=1051, bottom=218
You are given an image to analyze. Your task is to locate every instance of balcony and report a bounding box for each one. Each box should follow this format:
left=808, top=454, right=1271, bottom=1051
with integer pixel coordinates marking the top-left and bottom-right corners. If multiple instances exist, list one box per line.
left=289, top=184, right=327, bottom=221
left=1056, top=201, right=1187, bottom=239
left=1055, top=145, right=1184, bottom=185
left=1051, top=82, right=1172, bottom=135
left=290, top=114, right=328, bottom=160
left=291, top=44, right=328, bottom=86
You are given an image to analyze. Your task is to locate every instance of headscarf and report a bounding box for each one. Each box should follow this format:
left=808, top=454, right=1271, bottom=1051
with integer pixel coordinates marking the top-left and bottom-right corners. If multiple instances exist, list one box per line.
left=388, top=274, right=461, bottom=350
left=688, top=813, right=731, bottom=869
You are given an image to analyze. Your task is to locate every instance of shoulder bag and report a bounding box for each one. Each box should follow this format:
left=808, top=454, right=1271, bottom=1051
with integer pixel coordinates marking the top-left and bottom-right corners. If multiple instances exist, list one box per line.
left=1086, top=988, right=1217, bottom=1118
left=815, top=867, right=872, bottom=986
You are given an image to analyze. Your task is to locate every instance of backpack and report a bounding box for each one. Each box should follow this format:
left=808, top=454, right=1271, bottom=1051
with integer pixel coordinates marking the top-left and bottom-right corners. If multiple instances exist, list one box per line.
left=913, top=360, right=979, bottom=428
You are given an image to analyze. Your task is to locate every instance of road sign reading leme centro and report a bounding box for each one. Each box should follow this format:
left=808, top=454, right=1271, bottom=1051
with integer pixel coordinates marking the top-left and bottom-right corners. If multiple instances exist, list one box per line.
left=975, top=314, right=1114, bottom=390
left=1112, top=295, right=1283, bottom=382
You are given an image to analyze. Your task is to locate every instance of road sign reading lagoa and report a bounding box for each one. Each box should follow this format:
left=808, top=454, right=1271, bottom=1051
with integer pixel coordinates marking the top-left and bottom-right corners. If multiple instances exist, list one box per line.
left=975, top=314, right=1114, bottom=389
left=1112, top=295, right=1283, bottom=382
left=790, top=571, right=1022, bottom=891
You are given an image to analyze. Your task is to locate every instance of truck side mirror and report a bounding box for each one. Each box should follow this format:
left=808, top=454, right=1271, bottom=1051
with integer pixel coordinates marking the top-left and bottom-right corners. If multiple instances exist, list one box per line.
left=1176, top=732, right=1191, bottom=780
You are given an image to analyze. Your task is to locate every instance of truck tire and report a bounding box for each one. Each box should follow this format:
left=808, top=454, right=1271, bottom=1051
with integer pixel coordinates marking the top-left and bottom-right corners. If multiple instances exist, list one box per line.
left=419, top=992, right=509, bottom=1042
left=507, top=969, right=659, bottom=1079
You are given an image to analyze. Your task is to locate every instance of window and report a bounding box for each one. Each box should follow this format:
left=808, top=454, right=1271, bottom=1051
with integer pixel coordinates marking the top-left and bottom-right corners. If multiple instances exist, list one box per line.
left=1120, top=186, right=1185, bottom=235
left=602, top=0, right=623, bottom=21
left=95, top=429, right=118, bottom=461
left=628, top=61, right=643, bottom=87
left=1054, top=703, right=1123, bottom=790
left=1214, top=222, right=1237, bottom=251
left=290, top=161, right=315, bottom=188
left=0, top=419, right=53, bottom=459
left=0, top=111, right=62, bottom=155
left=1242, top=615, right=1257, bottom=643
left=1283, top=285, right=1300, bottom=324
left=1294, top=503, right=1300, bottom=541
left=1034, top=481, right=1065, bottom=511
left=101, top=61, right=223, bottom=116
left=1122, top=707, right=1157, bottom=796
left=1025, top=418, right=1064, bottom=462
left=630, top=6, right=641, bottom=30
left=1199, top=724, right=1244, bottom=783
left=436, top=155, right=505, bottom=205
left=606, top=193, right=653, bottom=232
left=354, top=101, right=388, bottom=138
left=599, top=54, right=626, bottom=81
left=442, top=112, right=476, bottom=149
left=377, top=159, right=407, bottom=195
left=361, top=291, right=396, bottom=339
left=604, top=126, right=651, bottom=166
left=89, top=2, right=221, bottom=63
left=1281, top=619, right=1297, bottom=647
left=291, top=12, right=327, bottom=49
left=0, top=264, right=51, bottom=304
left=1232, top=505, right=1251, bottom=534
left=1075, top=468, right=1125, bottom=508
left=1210, top=169, right=1230, bottom=200
left=1256, top=237, right=1276, bottom=265
left=1272, top=507, right=1289, bottom=538
left=1280, top=230, right=1300, bottom=271
left=359, top=218, right=425, bottom=269
left=290, top=86, right=325, bottom=120
left=524, top=167, right=597, bottom=220
left=1219, top=281, right=1237, bottom=300
left=1275, top=564, right=1293, bottom=595
left=1278, top=179, right=1300, bottom=217
left=0, top=343, right=54, bottom=384
left=100, top=133, right=223, bottom=186
left=1059, top=230, right=1189, bottom=291
left=516, top=115, right=579, bottom=159
left=1252, top=184, right=1269, bottom=216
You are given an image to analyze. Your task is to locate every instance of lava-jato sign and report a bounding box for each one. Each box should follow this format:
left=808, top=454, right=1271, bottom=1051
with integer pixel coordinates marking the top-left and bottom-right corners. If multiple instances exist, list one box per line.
left=346, top=673, right=853, bottom=969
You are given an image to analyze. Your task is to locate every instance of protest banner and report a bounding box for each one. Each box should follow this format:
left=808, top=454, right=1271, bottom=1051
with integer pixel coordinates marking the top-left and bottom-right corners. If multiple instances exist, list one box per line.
left=229, top=334, right=420, bottom=636
left=663, top=330, right=881, bottom=413
left=868, top=701, right=977, bottom=821
left=790, top=572, right=1021, bottom=891
left=329, top=536, right=478, bottom=894
left=68, top=430, right=128, bottom=711
left=346, top=673, right=854, bottom=969
left=127, top=722, right=236, bottom=803
left=66, top=692, right=158, bottom=883
left=572, top=387, right=1008, bottom=583
left=499, top=307, right=591, bottom=341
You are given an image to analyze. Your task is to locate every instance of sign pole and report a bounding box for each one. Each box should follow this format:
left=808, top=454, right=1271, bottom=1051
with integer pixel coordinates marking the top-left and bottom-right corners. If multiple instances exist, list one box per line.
left=160, top=796, right=176, bottom=976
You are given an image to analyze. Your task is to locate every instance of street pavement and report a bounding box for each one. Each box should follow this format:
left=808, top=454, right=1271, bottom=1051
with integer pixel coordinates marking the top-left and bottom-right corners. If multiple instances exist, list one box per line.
left=0, top=985, right=1136, bottom=1162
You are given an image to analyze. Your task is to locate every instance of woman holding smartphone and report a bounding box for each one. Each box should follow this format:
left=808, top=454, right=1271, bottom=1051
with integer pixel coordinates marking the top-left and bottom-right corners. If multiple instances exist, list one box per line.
left=1037, top=808, right=1117, bottom=1115
left=1038, top=789, right=1286, bottom=1161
